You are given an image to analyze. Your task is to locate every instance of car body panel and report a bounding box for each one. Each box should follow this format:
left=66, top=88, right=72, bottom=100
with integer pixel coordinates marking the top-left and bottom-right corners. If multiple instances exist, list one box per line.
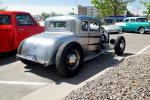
left=116, top=17, right=150, bottom=32
left=17, top=16, right=111, bottom=66
left=101, top=25, right=122, bottom=33
left=20, top=32, right=77, bottom=65
left=0, top=11, right=44, bottom=53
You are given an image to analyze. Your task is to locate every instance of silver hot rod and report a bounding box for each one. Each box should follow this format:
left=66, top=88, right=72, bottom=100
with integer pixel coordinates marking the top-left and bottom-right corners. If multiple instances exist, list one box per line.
left=17, top=15, right=126, bottom=77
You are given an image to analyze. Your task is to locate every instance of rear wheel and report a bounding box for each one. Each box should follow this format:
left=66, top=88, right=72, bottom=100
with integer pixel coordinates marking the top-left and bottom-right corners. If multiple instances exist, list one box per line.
left=139, top=27, right=145, bottom=34
left=122, top=28, right=125, bottom=32
left=114, top=36, right=126, bottom=56
left=119, top=28, right=123, bottom=34
left=56, top=42, right=84, bottom=77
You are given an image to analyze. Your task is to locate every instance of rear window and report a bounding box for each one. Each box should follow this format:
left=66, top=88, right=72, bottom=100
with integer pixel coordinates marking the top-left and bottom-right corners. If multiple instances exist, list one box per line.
left=136, top=18, right=148, bottom=22
left=130, top=19, right=136, bottom=22
left=124, top=19, right=129, bottom=22
left=49, top=21, right=66, bottom=28
left=16, top=14, right=36, bottom=26
left=0, top=15, right=11, bottom=25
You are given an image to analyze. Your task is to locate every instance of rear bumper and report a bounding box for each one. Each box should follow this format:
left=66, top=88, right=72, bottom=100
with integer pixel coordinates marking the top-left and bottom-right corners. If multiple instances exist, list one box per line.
left=17, top=54, right=49, bottom=66
left=145, top=28, right=150, bottom=32
left=107, top=29, right=122, bottom=33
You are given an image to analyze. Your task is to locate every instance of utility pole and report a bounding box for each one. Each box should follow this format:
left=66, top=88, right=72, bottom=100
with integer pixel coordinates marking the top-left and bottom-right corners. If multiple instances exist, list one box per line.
left=137, top=7, right=139, bottom=16
left=76, top=0, right=78, bottom=15
left=72, top=8, right=75, bottom=15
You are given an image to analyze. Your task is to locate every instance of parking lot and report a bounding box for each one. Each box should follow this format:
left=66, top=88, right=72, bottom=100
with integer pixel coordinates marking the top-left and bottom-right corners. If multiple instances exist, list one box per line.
left=0, top=32, right=150, bottom=100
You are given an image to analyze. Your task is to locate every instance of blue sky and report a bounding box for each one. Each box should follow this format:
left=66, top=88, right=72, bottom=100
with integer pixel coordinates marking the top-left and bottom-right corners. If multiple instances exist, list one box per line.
left=1, top=0, right=148, bottom=15
left=3, top=0, right=92, bottom=6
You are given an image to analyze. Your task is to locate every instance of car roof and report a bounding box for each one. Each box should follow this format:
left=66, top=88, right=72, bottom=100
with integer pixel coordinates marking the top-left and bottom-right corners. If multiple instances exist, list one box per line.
left=125, top=17, right=146, bottom=20
left=46, top=15, right=100, bottom=21
left=0, top=11, right=29, bottom=15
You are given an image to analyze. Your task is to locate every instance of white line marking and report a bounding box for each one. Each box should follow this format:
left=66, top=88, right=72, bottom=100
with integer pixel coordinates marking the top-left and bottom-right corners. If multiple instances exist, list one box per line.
left=0, top=81, right=49, bottom=86
left=137, top=45, right=150, bottom=55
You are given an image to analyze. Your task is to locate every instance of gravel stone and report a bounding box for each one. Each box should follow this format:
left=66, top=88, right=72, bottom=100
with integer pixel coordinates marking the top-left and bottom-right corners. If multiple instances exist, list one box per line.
left=62, top=54, right=150, bottom=100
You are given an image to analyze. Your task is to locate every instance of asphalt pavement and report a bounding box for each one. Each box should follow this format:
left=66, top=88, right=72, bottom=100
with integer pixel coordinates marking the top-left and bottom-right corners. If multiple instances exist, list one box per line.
left=0, top=32, right=150, bottom=100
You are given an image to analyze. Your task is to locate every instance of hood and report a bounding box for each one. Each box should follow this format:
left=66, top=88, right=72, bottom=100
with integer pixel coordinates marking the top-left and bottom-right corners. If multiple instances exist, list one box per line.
left=102, top=25, right=121, bottom=30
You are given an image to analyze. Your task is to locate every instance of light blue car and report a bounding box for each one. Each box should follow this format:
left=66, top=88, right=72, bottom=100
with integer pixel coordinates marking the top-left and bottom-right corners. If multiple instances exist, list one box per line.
left=116, top=17, right=150, bottom=34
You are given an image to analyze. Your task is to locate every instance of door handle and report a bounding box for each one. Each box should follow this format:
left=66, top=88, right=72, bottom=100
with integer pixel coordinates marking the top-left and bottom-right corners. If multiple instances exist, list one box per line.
left=18, top=29, right=25, bottom=31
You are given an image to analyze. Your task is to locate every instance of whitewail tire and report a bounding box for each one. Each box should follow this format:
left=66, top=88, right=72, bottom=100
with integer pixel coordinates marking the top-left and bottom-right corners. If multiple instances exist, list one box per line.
left=114, top=36, right=126, bottom=56
left=139, top=27, right=145, bottom=34
left=56, top=42, right=84, bottom=77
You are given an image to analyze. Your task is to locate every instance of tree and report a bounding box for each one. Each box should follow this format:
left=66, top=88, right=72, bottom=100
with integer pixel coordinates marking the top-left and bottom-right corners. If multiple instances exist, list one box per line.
left=41, top=12, right=63, bottom=20
left=41, top=12, right=50, bottom=20
left=140, top=0, right=150, bottom=17
left=0, top=1, right=7, bottom=11
left=126, top=10, right=134, bottom=17
left=68, top=12, right=75, bottom=15
left=91, top=0, right=135, bottom=18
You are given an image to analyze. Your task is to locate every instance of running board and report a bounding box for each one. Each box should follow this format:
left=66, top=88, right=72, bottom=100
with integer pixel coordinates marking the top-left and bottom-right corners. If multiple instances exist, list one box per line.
left=84, top=48, right=113, bottom=62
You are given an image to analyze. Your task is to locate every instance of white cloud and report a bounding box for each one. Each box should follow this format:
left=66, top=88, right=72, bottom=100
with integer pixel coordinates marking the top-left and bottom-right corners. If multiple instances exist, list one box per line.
left=127, top=2, right=146, bottom=16
left=7, top=5, right=76, bottom=15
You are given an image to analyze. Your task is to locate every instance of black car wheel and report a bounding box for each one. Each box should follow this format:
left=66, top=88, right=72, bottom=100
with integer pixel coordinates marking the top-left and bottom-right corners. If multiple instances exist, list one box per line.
left=56, top=42, right=84, bottom=77
left=114, top=36, right=126, bottom=56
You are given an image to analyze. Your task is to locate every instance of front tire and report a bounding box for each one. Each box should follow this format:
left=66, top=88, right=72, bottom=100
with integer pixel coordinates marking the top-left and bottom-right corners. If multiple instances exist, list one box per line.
left=114, top=36, right=126, bottom=56
left=56, top=42, right=84, bottom=77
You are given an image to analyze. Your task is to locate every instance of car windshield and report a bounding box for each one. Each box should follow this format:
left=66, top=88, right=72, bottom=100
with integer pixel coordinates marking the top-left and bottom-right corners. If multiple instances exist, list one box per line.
left=136, top=18, right=148, bottom=22
left=0, top=15, right=11, bottom=25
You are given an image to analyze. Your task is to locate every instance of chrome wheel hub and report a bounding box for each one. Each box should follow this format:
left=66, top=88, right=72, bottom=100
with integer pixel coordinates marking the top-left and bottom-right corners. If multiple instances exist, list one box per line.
left=68, top=54, right=77, bottom=65
left=67, top=50, right=80, bottom=70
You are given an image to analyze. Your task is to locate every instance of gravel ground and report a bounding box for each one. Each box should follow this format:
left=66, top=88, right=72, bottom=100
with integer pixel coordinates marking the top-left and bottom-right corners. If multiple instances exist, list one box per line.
left=62, top=54, right=150, bottom=100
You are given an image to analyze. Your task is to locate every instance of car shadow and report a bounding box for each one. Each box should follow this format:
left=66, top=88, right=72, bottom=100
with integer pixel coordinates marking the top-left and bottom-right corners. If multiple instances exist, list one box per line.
left=24, top=52, right=133, bottom=85
left=0, top=52, right=18, bottom=66
left=120, top=53, right=133, bottom=57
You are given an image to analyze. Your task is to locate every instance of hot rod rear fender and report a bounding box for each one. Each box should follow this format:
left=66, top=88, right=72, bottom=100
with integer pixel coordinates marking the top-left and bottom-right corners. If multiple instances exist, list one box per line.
left=49, top=41, right=84, bottom=66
